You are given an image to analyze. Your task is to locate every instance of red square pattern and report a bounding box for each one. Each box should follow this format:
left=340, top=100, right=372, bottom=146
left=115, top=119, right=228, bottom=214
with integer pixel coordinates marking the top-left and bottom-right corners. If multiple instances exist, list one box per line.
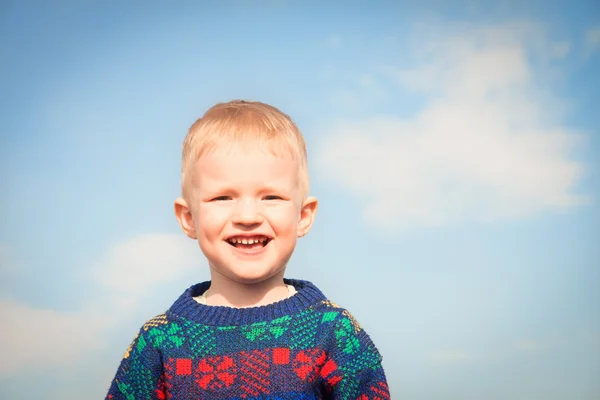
left=176, top=358, right=192, bottom=375
left=273, top=348, right=290, bottom=365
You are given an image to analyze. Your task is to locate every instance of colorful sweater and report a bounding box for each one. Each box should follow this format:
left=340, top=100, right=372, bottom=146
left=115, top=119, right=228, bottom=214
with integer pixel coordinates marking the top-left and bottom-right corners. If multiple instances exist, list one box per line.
left=106, top=279, right=390, bottom=400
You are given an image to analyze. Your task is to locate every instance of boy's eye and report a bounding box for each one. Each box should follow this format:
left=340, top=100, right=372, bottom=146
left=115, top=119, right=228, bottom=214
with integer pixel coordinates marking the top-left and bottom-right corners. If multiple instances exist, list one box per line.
left=212, top=196, right=231, bottom=201
left=263, top=195, right=282, bottom=200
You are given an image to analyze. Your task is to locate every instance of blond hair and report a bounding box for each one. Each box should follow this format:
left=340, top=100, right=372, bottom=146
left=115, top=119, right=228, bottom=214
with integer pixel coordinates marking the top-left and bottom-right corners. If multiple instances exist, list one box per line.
left=181, top=100, right=309, bottom=200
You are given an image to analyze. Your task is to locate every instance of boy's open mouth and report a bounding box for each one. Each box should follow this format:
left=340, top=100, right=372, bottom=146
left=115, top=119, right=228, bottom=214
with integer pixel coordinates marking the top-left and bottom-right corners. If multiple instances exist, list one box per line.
left=226, top=236, right=271, bottom=249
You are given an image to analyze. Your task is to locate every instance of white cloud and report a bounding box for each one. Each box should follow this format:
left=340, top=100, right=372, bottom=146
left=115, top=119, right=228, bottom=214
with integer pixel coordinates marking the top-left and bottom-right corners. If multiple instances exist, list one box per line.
left=326, top=34, right=342, bottom=48
left=513, top=337, right=564, bottom=352
left=427, top=349, right=473, bottom=365
left=514, top=331, right=600, bottom=353
left=515, top=339, right=544, bottom=351
left=0, top=299, right=111, bottom=375
left=0, top=233, right=204, bottom=377
left=328, top=73, right=390, bottom=111
left=584, top=26, right=600, bottom=57
left=315, top=22, right=589, bottom=230
left=0, top=244, right=20, bottom=277
left=550, top=41, right=570, bottom=59
left=585, top=27, right=600, bottom=48
left=88, top=233, right=202, bottom=310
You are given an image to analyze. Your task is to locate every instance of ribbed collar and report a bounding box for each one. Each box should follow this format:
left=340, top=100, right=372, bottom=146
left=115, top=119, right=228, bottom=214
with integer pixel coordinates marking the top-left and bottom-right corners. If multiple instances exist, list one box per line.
left=167, top=279, right=326, bottom=326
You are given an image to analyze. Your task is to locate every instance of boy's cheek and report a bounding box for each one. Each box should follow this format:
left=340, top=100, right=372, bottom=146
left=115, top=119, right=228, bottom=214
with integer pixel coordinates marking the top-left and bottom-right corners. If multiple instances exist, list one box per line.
left=197, top=212, right=236, bottom=235
left=197, top=204, right=230, bottom=218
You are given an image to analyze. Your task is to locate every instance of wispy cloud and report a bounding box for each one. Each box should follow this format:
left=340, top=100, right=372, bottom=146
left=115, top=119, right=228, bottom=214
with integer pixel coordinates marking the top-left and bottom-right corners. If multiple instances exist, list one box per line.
left=327, top=73, right=390, bottom=111
left=88, top=233, right=202, bottom=310
left=315, top=22, right=590, bottom=230
left=515, top=331, right=600, bottom=352
left=550, top=41, right=570, bottom=59
left=515, top=339, right=545, bottom=351
left=0, top=244, right=19, bottom=277
left=427, top=349, right=473, bottom=365
left=584, top=26, right=600, bottom=56
left=0, top=299, right=111, bottom=375
left=326, top=34, right=342, bottom=48
left=0, top=234, right=202, bottom=377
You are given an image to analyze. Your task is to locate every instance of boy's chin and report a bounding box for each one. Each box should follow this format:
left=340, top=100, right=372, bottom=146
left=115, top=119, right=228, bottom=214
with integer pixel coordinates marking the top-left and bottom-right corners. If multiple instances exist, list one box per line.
left=211, top=266, right=287, bottom=286
left=233, top=271, right=286, bottom=285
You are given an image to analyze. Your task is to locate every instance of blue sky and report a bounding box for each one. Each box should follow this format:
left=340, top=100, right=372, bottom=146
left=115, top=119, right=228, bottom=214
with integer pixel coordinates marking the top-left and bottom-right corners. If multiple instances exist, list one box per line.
left=1, top=1, right=599, bottom=399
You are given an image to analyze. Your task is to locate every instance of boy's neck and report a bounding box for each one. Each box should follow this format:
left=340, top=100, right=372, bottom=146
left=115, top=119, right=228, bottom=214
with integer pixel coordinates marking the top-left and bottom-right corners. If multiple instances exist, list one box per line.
left=203, top=271, right=290, bottom=308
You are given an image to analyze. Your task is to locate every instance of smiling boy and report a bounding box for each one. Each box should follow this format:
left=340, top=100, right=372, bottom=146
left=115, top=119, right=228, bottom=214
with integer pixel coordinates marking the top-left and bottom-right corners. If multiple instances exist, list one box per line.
left=106, top=100, right=390, bottom=399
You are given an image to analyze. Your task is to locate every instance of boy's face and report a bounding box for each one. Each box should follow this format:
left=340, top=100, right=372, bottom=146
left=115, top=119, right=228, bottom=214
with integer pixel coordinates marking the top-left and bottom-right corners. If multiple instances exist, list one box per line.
left=175, top=143, right=317, bottom=285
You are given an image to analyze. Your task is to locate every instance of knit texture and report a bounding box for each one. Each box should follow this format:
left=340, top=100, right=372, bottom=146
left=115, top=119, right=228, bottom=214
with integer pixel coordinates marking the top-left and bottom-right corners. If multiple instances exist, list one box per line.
left=106, top=279, right=390, bottom=400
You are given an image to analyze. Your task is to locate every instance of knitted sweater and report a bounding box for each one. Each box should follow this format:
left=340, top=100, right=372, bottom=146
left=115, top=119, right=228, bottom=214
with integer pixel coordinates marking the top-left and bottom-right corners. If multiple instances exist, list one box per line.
left=106, top=279, right=390, bottom=400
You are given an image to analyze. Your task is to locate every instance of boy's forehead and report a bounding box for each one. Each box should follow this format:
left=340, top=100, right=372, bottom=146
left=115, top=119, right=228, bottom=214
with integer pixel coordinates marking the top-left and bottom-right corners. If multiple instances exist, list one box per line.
left=189, top=143, right=300, bottom=188
left=202, top=138, right=297, bottom=159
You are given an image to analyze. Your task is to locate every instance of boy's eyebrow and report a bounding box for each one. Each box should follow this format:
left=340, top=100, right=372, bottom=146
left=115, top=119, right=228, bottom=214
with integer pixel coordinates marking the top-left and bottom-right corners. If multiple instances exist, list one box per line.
left=258, top=185, right=289, bottom=193
left=200, top=186, right=238, bottom=195
left=200, top=184, right=292, bottom=195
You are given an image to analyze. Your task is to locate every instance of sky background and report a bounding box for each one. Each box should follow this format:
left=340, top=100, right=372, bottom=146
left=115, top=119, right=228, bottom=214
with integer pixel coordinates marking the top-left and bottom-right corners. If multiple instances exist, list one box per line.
left=1, top=1, right=599, bottom=399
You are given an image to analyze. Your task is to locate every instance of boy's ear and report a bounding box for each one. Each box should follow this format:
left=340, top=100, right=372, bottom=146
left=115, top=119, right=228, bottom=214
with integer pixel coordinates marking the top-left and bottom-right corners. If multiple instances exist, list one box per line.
left=297, top=196, right=318, bottom=238
left=174, top=198, right=197, bottom=239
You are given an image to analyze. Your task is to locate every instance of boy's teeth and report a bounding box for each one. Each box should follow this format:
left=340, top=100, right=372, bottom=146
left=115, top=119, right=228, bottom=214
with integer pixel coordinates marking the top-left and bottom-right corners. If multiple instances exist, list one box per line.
left=229, top=237, right=268, bottom=244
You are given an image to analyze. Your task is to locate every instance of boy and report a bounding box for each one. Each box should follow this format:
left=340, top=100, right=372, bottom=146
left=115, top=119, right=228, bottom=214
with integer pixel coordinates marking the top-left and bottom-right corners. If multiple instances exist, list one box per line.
left=106, top=100, right=390, bottom=399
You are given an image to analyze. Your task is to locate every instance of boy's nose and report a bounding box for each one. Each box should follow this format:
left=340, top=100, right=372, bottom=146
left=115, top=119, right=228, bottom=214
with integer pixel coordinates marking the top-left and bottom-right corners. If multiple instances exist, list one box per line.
left=231, top=199, right=264, bottom=225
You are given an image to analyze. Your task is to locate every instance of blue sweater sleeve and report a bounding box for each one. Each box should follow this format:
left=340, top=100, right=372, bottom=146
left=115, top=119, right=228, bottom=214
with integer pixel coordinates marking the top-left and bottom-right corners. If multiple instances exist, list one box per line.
left=321, top=312, right=391, bottom=399
left=106, top=329, right=165, bottom=400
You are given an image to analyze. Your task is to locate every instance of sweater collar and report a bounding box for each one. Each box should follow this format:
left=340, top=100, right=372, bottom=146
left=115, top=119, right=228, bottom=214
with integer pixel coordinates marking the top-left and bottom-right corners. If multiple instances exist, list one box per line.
left=167, top=279, right=326, bottom=326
